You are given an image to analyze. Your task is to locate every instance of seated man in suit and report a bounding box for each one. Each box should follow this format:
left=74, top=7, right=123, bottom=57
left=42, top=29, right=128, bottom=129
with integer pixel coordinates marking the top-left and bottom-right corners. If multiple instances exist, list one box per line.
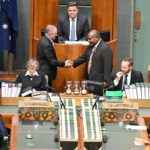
left=16, top=58, right=46, bottom=94
left=57, top=1, right=90, bottom=42
left=106, top=57, right=144, bottom=91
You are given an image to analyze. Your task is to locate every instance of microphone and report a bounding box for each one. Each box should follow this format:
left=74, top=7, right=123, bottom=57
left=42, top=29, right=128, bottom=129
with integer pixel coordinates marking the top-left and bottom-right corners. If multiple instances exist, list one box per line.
left=46, top=85, right=65, bottom=109
left=103, top=84, right=114, bottom=91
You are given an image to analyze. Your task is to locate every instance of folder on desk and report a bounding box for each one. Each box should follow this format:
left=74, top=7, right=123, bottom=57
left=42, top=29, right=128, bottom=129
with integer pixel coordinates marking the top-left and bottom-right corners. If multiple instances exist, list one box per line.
left=135, top=83, right=142, bottom=99
left=148, top=83, right=150, bottom=99
left=16, top=83, right=22, bottom=97
left=124, top=85, right=130, bottom=99
left=140, top=83, right=146, bottom=99
left=7, top=82, right=13, bottom=97
left=129, top=84, right=137, bottom=99
left=105, top=90, right=122, bottom=103
left=1, top=82, right=6, bottom=97
left=144, top=82, right=149, bottom=99
left=11, top=83, right=17, bottom=97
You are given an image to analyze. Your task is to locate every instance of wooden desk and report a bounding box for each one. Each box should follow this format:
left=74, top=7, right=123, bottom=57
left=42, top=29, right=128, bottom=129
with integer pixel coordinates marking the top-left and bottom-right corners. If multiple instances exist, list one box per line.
left=1, top=114, right=18, bottom=150
left=0, top=93, right=93, bottom=106
left=139, top=116, right=150, bottom=150
left=1, top=97, right=32, bottom=106
left=123, top=98, right=150, bottom=108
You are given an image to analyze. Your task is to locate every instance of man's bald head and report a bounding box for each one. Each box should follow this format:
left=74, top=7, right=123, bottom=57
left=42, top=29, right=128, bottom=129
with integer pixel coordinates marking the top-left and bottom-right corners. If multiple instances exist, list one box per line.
left=88, top=30, right=100, bottom=39
left=87, top=30, right=100, bottom=46
left=45, top=25, right=57, bottom=40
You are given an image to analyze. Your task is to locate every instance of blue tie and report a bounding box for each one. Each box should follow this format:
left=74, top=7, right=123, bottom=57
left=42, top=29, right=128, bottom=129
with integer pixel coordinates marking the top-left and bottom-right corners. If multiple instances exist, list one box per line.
left=70, top=19, right=76, bottom=41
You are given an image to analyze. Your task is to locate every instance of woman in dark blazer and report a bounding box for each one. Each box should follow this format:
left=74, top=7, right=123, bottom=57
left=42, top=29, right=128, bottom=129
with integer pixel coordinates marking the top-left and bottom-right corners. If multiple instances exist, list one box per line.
left=16, top=58, right=46, bottom=94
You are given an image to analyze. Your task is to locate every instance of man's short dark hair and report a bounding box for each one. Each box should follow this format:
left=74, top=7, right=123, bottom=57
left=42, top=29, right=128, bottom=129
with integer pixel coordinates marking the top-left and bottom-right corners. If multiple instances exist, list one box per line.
left=67, top=1, right=78, bottom=8
left=122, top=57, right=133, bottom=66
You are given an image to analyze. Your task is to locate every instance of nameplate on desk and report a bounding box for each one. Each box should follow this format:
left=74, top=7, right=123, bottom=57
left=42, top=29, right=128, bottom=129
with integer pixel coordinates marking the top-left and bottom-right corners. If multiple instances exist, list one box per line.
left=65, top=41, right=89, bottom=45
left=126, top=125, right=147, bottom=130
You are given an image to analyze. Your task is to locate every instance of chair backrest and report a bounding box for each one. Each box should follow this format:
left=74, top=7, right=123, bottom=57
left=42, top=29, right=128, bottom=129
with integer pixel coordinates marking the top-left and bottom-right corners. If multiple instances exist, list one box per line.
left=99, top=30, right=110, bottom=42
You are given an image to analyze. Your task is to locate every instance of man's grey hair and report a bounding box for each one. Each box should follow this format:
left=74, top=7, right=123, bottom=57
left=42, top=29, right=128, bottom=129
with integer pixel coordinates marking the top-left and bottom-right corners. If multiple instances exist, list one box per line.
left=45, top=25, right=56, bottom=34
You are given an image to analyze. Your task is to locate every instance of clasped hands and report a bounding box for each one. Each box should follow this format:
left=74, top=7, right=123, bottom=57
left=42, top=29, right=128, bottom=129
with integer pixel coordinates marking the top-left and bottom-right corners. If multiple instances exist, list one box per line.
left=65, top=60, right=73, bottom=68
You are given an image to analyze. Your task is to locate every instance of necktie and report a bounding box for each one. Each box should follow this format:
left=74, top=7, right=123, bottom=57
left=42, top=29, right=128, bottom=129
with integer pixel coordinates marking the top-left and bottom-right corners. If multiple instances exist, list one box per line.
left=70, top=19, right=76, bottom=41
left=88, top=47, right=96, bottom=74
left=124, top=74, right=128, bottom=85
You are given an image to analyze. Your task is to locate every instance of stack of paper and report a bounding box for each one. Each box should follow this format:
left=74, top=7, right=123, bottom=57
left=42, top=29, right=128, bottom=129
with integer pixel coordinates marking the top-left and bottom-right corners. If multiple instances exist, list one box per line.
left=1, top=82, right=22, bottom=97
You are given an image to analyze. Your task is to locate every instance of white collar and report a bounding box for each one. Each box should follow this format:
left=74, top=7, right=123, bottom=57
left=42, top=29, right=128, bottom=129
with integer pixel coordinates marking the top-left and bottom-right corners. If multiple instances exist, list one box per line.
left=93, top=39, right=101, bottom=51
left=25, top=71, right=39, bottom=76
left=124, top=71, right=131, bottom=77
left=69, top=17, right=77, bottom=21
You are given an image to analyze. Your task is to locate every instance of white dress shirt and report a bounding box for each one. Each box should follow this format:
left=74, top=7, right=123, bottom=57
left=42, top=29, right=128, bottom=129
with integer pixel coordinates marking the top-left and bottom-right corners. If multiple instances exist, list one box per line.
left=69, top=17, right=77, bottom=41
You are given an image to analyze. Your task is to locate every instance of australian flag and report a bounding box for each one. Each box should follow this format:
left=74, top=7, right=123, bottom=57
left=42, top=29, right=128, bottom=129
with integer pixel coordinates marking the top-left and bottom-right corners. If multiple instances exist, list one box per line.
left=0, top=0, right=18, bottom=56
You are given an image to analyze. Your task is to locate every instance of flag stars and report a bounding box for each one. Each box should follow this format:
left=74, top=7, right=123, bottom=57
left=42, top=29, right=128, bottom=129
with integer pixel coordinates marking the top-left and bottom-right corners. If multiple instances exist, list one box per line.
left=2, top=23, right=8, bottom=30
left=3, top=0, right=10, bottom=2
left=9, top=35, right=11, bottom=40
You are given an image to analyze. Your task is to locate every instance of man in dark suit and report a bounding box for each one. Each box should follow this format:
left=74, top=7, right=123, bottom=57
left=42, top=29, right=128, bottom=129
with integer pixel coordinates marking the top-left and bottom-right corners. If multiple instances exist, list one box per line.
left=57, top=1, right=90, bottom=42
left=68, top=30, right=112, bottom=95
left=37, top=25, right=71, bottom=87
left=107, top=57, right=144, bottom=91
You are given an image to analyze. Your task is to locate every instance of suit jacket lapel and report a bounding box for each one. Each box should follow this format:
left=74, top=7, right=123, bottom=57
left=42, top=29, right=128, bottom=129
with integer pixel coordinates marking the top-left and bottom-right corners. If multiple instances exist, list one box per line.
left=130, top=71, right=135, bottom=84
left=65, top=15, right=70, bottom=39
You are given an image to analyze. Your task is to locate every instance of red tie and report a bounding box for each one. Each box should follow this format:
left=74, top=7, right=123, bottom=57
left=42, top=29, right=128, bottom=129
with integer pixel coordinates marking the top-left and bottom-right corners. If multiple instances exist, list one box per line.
left=88, top=47, right=96, bottom=74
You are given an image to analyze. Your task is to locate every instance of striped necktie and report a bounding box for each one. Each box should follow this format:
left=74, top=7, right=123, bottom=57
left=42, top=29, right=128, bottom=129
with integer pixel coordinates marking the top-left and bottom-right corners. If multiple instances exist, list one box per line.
left=88, top=47, right=96, bottom=74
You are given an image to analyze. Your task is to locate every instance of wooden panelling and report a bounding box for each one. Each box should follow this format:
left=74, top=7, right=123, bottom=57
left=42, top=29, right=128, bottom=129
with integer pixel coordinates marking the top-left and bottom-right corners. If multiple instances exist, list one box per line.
left=108, top=39, right=117, bottom=69
left=91, top=0, right=117, bottom=40
left=30, top=0, right=58, bottom=57
left=32, top=37, right=39, bottom=58
left=30, top=0, right=117, bottom=58
left=29, top=0, right=117, bottom=92
left=53, top=44, right=86, bottom=92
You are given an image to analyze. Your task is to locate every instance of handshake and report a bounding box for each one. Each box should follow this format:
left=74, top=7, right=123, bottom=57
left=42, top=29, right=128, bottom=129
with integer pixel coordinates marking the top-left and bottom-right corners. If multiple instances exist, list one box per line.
left=65, top=60, right=73, bottom=68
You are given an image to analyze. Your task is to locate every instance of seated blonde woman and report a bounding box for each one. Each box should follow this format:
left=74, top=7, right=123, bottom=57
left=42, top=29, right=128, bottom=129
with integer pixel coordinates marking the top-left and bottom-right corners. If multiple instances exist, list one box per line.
left=16, top=58, right=46, bottom=94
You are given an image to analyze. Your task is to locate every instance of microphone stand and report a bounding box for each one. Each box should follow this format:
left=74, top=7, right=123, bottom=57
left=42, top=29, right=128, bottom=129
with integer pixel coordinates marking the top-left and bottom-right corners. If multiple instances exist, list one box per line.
left=55, top=91, right=66, bottom=109
left=92, top=95, right=99, bottom=109
left=46, top=85, right=65, bottom=109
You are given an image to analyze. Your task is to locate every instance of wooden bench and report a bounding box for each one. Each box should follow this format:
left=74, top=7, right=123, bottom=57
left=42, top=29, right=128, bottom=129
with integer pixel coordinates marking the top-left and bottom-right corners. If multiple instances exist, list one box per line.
left=1, top=114, right=18, bottom=150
